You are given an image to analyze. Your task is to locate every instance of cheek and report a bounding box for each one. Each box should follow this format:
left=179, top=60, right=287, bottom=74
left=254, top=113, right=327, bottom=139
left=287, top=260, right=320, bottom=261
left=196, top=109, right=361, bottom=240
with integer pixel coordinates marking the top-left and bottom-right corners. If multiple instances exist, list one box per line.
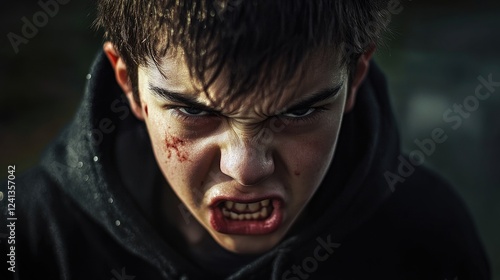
left=287, top=130, right=338, bottom=180
left=292, top=122, right=339, bottom=171
left=144, top=111, right=190, bottom=183
left=144, top=108, right=191, bottom=165
left=144, top=110, right=216, bottom=206
left=279, top=111, right=343, bottom=200
left=164, top=136, right=189, bottom=162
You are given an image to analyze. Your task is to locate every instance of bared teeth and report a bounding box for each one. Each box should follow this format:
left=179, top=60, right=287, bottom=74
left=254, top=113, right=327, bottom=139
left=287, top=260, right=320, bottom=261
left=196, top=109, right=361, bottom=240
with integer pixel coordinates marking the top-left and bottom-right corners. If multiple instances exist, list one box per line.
left=225, top=201, right=234, bottom=209
left=261, top=199, right=270, bottom=206
left=248, top=202, right=260, bottom=212
left=221, top=199, right=274, bottom=220
left=260, top=207, right=268, bottom=217
left=223, top=208, right=271, bottom=220
left=234, top=203, right=247, bottom=212
left=223, top=199, right=271, bottom=211
left=222, top=208, right=230, bottom=217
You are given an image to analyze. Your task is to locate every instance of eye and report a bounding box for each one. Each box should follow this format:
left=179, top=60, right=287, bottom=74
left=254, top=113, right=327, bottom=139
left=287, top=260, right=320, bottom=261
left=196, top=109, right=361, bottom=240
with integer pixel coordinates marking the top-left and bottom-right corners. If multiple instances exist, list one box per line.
left=282, top=108, right=316, bottom=118
left=178, top=107, right=210, bottom=116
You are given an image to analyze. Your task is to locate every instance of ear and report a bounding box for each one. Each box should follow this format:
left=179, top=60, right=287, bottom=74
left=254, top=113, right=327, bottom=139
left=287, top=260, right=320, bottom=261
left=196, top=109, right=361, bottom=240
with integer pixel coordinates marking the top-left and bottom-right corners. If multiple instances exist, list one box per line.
left=344, top=44, right=376, bottom=113
left=103, top=42, right=145, bottom=120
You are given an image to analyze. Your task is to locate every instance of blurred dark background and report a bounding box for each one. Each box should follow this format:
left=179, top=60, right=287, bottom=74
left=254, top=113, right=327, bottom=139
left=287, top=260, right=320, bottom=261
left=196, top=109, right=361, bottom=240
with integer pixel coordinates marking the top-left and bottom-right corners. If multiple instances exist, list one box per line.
left=1, top=0, right=499, bottom=278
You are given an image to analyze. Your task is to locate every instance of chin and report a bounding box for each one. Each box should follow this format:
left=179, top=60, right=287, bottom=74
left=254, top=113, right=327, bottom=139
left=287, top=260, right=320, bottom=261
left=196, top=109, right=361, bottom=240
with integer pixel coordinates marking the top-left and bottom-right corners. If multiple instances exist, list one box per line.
left=211, top=230, right=285, bottom=255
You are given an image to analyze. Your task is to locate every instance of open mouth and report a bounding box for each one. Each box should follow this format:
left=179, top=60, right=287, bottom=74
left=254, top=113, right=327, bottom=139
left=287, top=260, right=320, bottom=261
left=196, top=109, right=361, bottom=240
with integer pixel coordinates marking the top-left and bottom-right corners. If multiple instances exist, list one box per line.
left=221, top=199, right=272, bottom=220
left=210, top=197, right=283, bottom=235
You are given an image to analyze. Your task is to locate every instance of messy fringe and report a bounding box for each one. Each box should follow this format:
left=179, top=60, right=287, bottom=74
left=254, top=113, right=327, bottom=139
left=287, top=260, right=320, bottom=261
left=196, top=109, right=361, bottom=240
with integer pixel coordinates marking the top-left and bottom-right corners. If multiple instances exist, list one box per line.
left=95, top=0, right=390, bottom=103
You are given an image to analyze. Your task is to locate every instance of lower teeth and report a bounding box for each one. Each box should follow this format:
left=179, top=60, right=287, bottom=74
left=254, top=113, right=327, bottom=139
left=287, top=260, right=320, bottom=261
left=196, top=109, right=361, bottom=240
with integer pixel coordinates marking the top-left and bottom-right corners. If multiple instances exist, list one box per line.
left=222, top=206, right=271, bottom=220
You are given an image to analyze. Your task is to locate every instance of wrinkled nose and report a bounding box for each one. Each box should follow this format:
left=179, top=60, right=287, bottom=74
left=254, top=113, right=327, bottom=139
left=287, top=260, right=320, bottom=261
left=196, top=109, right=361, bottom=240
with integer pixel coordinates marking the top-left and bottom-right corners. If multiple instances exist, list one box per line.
left=220, top=137, right=275, bottom=186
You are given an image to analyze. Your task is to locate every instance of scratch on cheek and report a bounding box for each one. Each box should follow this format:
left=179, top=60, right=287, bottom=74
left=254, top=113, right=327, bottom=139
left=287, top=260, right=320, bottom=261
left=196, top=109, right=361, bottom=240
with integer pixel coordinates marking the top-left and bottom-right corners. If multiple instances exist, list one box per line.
left=165, top=136, right=190, bottom=162
left=294, top=170, right=301, bottom=176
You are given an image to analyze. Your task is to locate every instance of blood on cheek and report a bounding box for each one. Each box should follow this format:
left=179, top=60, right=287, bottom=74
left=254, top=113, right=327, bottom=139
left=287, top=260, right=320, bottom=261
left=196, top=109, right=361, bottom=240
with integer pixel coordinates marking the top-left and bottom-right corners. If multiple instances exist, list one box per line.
left=165, top=136, right=190, bottom=162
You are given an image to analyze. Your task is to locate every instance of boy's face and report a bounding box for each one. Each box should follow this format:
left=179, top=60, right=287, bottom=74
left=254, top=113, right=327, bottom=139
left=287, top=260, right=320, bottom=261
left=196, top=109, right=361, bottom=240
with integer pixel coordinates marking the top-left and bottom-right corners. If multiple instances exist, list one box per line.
left=108, top=45, right=370, bottom=254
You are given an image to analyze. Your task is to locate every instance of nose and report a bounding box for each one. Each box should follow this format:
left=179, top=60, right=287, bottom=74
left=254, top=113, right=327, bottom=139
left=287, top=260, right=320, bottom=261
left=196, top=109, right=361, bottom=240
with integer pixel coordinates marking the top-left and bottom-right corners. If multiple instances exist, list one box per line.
left=220, top=136, right=275, bottom=186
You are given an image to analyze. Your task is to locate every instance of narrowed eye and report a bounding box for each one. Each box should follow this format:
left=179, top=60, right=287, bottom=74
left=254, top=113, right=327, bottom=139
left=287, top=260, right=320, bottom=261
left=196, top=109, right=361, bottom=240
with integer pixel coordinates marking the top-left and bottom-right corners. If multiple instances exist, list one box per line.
left=282, top=108, right=316, bottom=118
left=178, top=107, right=209, bottom=116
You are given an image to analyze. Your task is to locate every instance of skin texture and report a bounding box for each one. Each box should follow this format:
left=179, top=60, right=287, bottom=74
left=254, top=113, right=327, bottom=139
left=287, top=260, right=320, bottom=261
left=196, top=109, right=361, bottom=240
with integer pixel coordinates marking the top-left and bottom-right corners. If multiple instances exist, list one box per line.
left=104, top=42, right=373, bottom=254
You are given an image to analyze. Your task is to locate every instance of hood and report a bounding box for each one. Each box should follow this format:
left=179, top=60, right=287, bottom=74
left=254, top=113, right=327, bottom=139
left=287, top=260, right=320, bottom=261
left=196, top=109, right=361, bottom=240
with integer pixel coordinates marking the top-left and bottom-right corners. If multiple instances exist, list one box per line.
left=39, top=51, right=400, bottom=279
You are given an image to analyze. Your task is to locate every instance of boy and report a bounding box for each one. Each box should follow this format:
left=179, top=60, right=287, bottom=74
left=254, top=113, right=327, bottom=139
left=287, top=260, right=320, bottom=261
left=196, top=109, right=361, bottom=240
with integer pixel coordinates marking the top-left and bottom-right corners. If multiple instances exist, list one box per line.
left=1, top=0, right=490, bottom=279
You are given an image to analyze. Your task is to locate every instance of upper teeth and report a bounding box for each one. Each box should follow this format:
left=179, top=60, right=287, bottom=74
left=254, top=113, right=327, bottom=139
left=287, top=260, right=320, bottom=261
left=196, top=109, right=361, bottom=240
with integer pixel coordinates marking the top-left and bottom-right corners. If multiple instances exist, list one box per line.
left=221, top=199, right=273, bottom=220
left=234, top=203, right=247, bottom=211
left=224, top=199, right=271, bottom=212
left=222, top=207, right=269, bottom=220
left=248, top=202, right=260, bottom=212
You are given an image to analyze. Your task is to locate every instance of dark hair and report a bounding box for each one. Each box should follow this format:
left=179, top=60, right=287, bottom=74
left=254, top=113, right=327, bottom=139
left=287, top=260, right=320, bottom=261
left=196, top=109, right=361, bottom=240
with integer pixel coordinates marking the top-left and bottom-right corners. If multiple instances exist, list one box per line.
left=95, top=0, right=390, bottom=103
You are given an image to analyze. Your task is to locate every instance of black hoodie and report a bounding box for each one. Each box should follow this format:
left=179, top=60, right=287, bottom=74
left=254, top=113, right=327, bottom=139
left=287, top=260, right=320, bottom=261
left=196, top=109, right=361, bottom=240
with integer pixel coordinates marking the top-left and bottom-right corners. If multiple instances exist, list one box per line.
left=1, top=52, right=491, bottom=280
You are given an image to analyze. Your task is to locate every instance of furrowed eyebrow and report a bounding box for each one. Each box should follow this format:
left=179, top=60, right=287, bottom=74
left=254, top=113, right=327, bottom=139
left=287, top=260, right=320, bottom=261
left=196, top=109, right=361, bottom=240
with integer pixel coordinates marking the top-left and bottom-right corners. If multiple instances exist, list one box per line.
left=148, top=85, right=218, bottom=112
left=285, top=84, right=343, bottom=112
left=149, top=83, right=343, bottom=115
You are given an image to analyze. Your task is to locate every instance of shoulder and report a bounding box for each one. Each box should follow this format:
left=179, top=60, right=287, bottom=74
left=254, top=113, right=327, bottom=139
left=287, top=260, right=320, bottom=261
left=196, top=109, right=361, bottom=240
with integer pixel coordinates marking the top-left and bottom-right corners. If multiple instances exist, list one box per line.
left=1, top=166, right=64, bottom=278
left=387, top=164, right=478, bottom=234
left=7, top=166, right=63, bottom=212
left=310, top=164, right=491, bottom=279
left=1, top=166, right=71, bottom=244
left=2, top=166, right=56, bottom=216
left=372, top=164, right=491, bottom=279
left=1, top=166, right=132, bottom=279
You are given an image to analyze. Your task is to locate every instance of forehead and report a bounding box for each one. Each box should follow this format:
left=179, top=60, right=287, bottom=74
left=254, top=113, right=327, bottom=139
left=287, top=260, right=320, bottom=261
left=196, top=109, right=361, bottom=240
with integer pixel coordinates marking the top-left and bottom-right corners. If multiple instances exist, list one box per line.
left=140, top=49, right=347, bottom=116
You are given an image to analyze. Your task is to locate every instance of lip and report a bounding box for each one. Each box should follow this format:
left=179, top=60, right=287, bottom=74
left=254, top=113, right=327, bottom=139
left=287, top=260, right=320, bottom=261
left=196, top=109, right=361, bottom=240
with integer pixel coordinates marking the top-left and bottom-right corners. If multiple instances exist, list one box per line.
left=209, top=196, right=284, bottom=235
